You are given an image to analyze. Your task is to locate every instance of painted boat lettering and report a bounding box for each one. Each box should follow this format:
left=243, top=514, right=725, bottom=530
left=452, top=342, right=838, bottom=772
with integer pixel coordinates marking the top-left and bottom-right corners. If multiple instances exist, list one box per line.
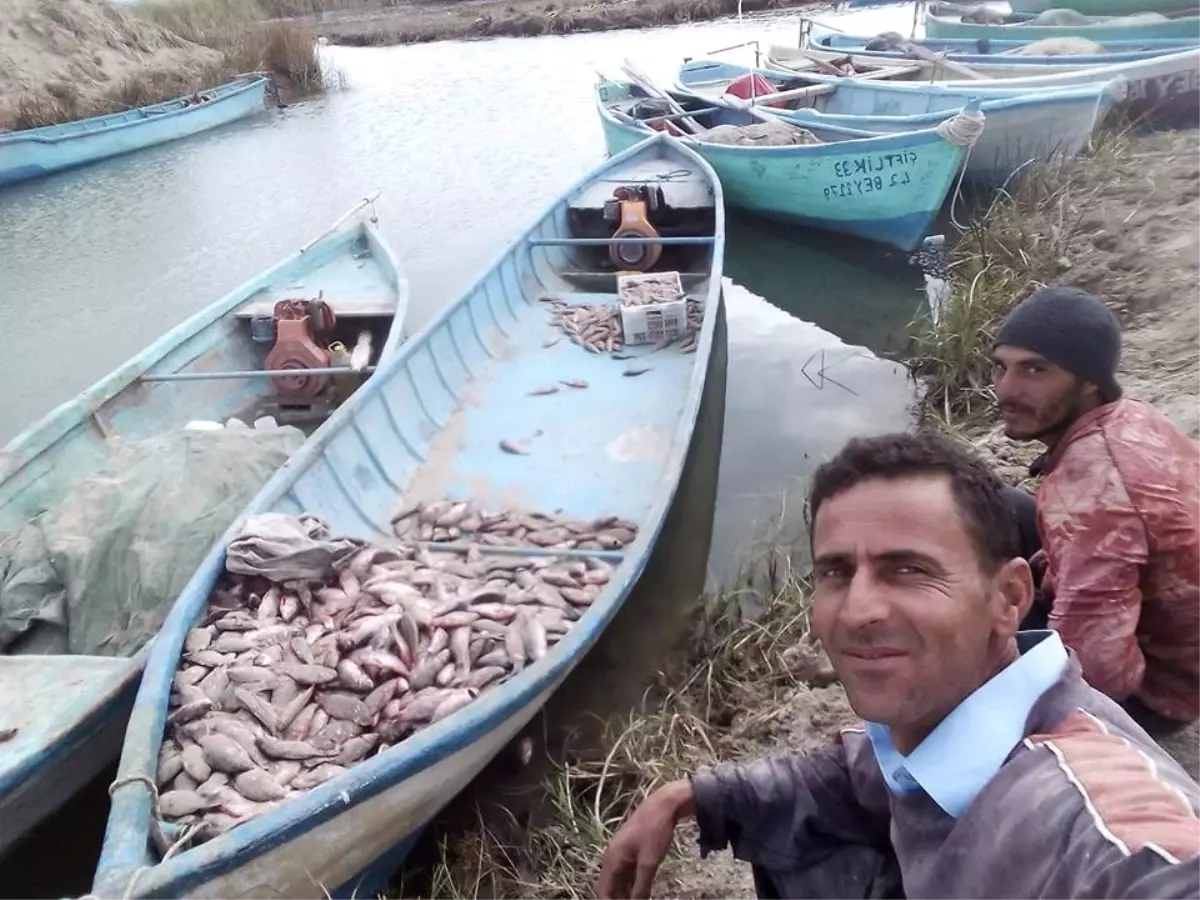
left=1127, top=68, right=1200, bottom=102
left=831, top=150, right=919, bottom=179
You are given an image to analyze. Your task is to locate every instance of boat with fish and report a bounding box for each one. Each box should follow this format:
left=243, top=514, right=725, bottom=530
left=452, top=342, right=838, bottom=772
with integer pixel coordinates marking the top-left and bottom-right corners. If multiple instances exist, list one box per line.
left=92, top=131, right=727, bottom=899
left=0, top=203, right=407, bottom=862
left=0, top=75, right=272, bottom=188
left=595, top=76, right=979, bottom=250
left=924, top=8, right=1200, bottom=41
left=1008, top=0, right=1199, bottom=17
left=673, top=59, right=1120, bottom=185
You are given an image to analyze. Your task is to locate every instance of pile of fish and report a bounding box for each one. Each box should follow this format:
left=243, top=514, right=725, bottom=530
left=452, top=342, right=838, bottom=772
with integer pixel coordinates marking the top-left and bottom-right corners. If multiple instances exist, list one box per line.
left=540, top=297, right=704, bottom=355
left=391, top=500, right=638, bottom=550
left=618, top=272, right=684, bottom=307
left=153, top=507, right=636, bottom=851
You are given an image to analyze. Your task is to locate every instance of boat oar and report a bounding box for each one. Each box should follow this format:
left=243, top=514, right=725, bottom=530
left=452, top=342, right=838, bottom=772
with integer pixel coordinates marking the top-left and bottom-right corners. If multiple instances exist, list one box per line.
left=620, top=59, right=705, bottom=134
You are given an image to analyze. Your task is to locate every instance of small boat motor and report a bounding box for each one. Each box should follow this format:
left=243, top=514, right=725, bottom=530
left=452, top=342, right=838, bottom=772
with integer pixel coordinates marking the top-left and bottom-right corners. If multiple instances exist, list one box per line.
left=603, top=184, right=665, bottom=272
left=264, top=298, right=334, bottom=401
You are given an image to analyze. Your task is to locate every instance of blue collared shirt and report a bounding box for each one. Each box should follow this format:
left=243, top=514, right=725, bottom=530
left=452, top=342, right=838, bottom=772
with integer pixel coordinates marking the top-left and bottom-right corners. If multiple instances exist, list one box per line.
left=865, top=630, right=1069, bottom=818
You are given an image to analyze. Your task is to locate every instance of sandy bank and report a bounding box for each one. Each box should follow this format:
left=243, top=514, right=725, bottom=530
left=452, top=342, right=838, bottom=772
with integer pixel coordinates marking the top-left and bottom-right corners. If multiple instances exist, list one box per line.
left=0, top=0, right=221, bottom=131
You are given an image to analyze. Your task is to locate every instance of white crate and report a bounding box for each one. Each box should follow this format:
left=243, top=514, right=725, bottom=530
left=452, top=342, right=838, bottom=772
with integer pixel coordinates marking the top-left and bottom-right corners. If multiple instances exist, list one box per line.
left=617, top=271, right=687, bottom=346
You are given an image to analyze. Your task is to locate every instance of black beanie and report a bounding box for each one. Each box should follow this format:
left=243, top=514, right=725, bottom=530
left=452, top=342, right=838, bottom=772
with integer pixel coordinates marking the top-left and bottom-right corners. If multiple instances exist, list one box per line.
left=993, top=286, right=1123, bottom=403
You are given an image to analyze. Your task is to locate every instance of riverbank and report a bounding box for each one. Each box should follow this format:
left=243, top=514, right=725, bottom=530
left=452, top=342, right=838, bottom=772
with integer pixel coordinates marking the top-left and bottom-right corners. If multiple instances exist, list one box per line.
left=0, top=0, right=336, bottom=131
left=397, top=126, right=1200, bottom=898
left=279, top=0, right=813, bottom=46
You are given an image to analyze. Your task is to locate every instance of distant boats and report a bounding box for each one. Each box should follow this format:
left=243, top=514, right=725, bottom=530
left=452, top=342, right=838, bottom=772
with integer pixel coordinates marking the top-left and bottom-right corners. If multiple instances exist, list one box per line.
left=595, top=76, right=978, bottom=251
left=674, top=58, right=1121, bottom=185
left=92, top=131, right=727, bottom=900
left=0, top=75, right=271, bottom=187
left=0, top=207, right=407, bottom=861
left=924, top=8, right=1200, bottom=40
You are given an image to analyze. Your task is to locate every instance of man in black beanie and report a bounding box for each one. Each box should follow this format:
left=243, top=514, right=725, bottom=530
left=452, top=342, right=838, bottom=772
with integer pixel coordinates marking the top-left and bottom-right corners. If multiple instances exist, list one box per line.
left=991, top=285, right=1199, bottom=744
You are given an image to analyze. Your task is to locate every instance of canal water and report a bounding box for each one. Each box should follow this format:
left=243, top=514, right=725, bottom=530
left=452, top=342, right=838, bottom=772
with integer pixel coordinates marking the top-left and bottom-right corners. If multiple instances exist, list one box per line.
left=0, top=9, right=927, bottom=586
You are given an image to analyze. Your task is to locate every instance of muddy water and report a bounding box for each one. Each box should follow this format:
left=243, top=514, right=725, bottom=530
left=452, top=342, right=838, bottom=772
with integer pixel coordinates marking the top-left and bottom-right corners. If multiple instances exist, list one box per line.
left=0, top=10, right=926, bottom=896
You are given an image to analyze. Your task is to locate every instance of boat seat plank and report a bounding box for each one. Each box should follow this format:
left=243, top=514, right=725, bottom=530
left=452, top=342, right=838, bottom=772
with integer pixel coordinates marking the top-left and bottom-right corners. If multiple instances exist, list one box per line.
left=571, top=158, right=715, bottom=211
left=234, top=298, right=395, bottom=319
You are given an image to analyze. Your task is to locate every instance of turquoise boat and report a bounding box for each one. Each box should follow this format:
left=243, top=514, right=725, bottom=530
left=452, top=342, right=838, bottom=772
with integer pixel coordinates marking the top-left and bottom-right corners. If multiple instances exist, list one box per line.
left=674, top=59, right=1120, bottom=185
left=0, top=207, right=407, bottom=862
left=0, top=75, right=270, bottom=187
left=1010, top=0, right=1199, bottom=17
left=925, top=9, right=1200, bottom=40
left=595, top=77, right=975, bottom=250
left=93, top=131, right=726, bottom=898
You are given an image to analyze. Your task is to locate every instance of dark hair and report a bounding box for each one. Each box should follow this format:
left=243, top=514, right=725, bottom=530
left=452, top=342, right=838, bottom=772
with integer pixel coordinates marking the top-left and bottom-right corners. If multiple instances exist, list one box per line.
left=806, top=432, right=1020, bottom=572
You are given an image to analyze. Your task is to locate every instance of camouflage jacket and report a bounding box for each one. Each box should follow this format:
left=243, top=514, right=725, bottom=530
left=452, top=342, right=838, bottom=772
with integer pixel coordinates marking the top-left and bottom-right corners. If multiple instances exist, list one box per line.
left=1037, top=400, right=1200, bottom=723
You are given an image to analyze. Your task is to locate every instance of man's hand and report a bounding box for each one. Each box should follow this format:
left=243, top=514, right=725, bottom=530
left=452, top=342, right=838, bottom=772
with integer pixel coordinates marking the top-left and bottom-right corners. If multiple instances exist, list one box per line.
left=594, top=779, right=695, bottom=899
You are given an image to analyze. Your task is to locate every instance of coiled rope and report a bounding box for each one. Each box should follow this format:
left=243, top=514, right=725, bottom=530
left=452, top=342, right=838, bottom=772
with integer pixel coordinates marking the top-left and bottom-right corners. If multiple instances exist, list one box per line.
left=937, top=108, right=987, bottom=230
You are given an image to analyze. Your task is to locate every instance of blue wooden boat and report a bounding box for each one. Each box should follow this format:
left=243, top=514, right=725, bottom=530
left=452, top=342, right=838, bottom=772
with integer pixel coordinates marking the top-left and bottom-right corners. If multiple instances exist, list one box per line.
left=775, top=38, right=1200, bottom=125
left=92, top=131, right=726, bottom=899
left=924, top=9, right=1200, bottom=40
left=674, top=59, right=1120, bottom=185
left=595, top=77, right=974, bottom=250
left=802, top=29, right=1198, bottom=56
left=0, top=206, right=407, bottom=862
left=0, top=75, right=270, bottom=187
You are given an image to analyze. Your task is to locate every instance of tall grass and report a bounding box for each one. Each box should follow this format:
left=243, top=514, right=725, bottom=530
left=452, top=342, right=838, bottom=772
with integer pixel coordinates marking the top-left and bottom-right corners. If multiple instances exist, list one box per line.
left=393, top=552, right=822, bottom=900
left=906, top=130, right=1132, bottom=426
left=137, top=0, right=336, bottom=93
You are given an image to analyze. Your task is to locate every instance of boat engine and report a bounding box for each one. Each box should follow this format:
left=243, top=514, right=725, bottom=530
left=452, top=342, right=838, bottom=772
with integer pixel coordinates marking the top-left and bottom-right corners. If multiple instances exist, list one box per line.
left=264, top=298, right=335, bottom=401
left=603, top=184, right=665, bottom=272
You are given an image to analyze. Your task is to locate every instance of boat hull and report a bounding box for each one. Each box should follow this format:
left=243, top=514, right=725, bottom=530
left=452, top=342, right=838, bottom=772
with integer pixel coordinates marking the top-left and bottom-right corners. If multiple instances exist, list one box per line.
left=0, top=219, right=407, bottom=862
left=924, top=11, right=1200, bottom=41
left=0, top=76, right=269, bottom=187
left=771, top=86, right=1116, bottom=185
left=92, top=132, right=727, bottom=899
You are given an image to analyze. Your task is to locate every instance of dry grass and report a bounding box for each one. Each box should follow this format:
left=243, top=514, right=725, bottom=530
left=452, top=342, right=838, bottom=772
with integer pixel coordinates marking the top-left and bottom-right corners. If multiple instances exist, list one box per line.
left=393, top=550, right=819, bottom=900
left=138, top=0, right=338, bottom=93
left=322, top=0, right=807, bottom=46
left=905, top=128, right=1134, bottom=426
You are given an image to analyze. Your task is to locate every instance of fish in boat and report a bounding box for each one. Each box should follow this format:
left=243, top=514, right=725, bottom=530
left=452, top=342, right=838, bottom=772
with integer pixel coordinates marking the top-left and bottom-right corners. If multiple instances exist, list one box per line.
left=0, top=75, right=272, bottom=188
left=92, top=130, right=727, bottom=899
left=0, top=201, right=408, bottom=862
left=924, top=8, right=1200, bottom=41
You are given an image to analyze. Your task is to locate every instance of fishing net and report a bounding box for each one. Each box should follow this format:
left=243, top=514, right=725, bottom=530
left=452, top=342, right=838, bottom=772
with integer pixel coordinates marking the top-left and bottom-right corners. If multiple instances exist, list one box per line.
left=0, top=425, right=305, bottom=658
left=695, top=120, right=823, bottom=147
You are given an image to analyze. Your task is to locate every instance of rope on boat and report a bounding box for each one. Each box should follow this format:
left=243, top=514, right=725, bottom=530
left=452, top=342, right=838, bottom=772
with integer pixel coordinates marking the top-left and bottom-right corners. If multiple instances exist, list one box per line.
left=81, top=774, right=197, bottom=900
left=937, top=107, right=986, bottom=230
left=935, top=107, right=986, bottom=148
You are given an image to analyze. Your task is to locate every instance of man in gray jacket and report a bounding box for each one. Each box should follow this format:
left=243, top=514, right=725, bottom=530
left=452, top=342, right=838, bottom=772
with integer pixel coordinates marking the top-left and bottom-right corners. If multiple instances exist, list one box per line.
left=595, top=432, right=1199, bottom=900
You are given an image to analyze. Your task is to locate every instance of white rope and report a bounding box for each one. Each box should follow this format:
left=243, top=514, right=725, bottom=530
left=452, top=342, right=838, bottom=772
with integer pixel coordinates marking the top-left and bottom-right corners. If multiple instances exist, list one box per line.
left=936, top=107, right=986, bottom=148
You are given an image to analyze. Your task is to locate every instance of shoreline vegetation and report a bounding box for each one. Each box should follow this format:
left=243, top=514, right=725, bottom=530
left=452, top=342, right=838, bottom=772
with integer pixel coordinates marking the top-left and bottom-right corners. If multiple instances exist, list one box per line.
left=2, top=0, right=340, bottom=132
left=391, top=124, right=1200, bottom=899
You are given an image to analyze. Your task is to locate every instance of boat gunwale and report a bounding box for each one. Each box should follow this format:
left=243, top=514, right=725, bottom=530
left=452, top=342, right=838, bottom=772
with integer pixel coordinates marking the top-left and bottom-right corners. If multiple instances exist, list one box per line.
left=0, top=76, right=270, bottom=146
left=675, top=56, right=1141, bottom=97
left=93, top=131, right=727, bottom=897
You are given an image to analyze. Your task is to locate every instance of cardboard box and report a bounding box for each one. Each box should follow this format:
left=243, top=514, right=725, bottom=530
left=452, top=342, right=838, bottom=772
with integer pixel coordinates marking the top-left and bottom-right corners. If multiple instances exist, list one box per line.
left=617, top=271, right=687, bottom=346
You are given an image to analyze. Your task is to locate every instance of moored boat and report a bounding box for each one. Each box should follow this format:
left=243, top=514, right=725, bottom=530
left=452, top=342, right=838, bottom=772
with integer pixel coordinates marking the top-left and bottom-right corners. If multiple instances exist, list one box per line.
left=0, top=75, right=271, bottom=187
left=674, top=59, right=1120, bottom=185
left=924, top=8, right=1200, bottom=41
left=92, top=131, right=727, bottom=899
left=0, top=204, right=408, bottom=862
left=596, top=77, right=977, bottom=250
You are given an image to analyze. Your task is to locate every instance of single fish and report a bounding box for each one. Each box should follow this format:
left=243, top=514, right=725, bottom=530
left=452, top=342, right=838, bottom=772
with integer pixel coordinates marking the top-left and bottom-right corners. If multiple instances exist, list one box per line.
left=199, top=733, right=256, bottom=775
left=158, top=790, right=214, bottom=819
left=235, top=769, right=288, bottom=803
left=560, top=379, right=589, bottom=389
left=499, top=440, right=529, bottom=456
left=622, top=367, right=652, bottom=377
left=257, top=734, right=329, bottom=761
